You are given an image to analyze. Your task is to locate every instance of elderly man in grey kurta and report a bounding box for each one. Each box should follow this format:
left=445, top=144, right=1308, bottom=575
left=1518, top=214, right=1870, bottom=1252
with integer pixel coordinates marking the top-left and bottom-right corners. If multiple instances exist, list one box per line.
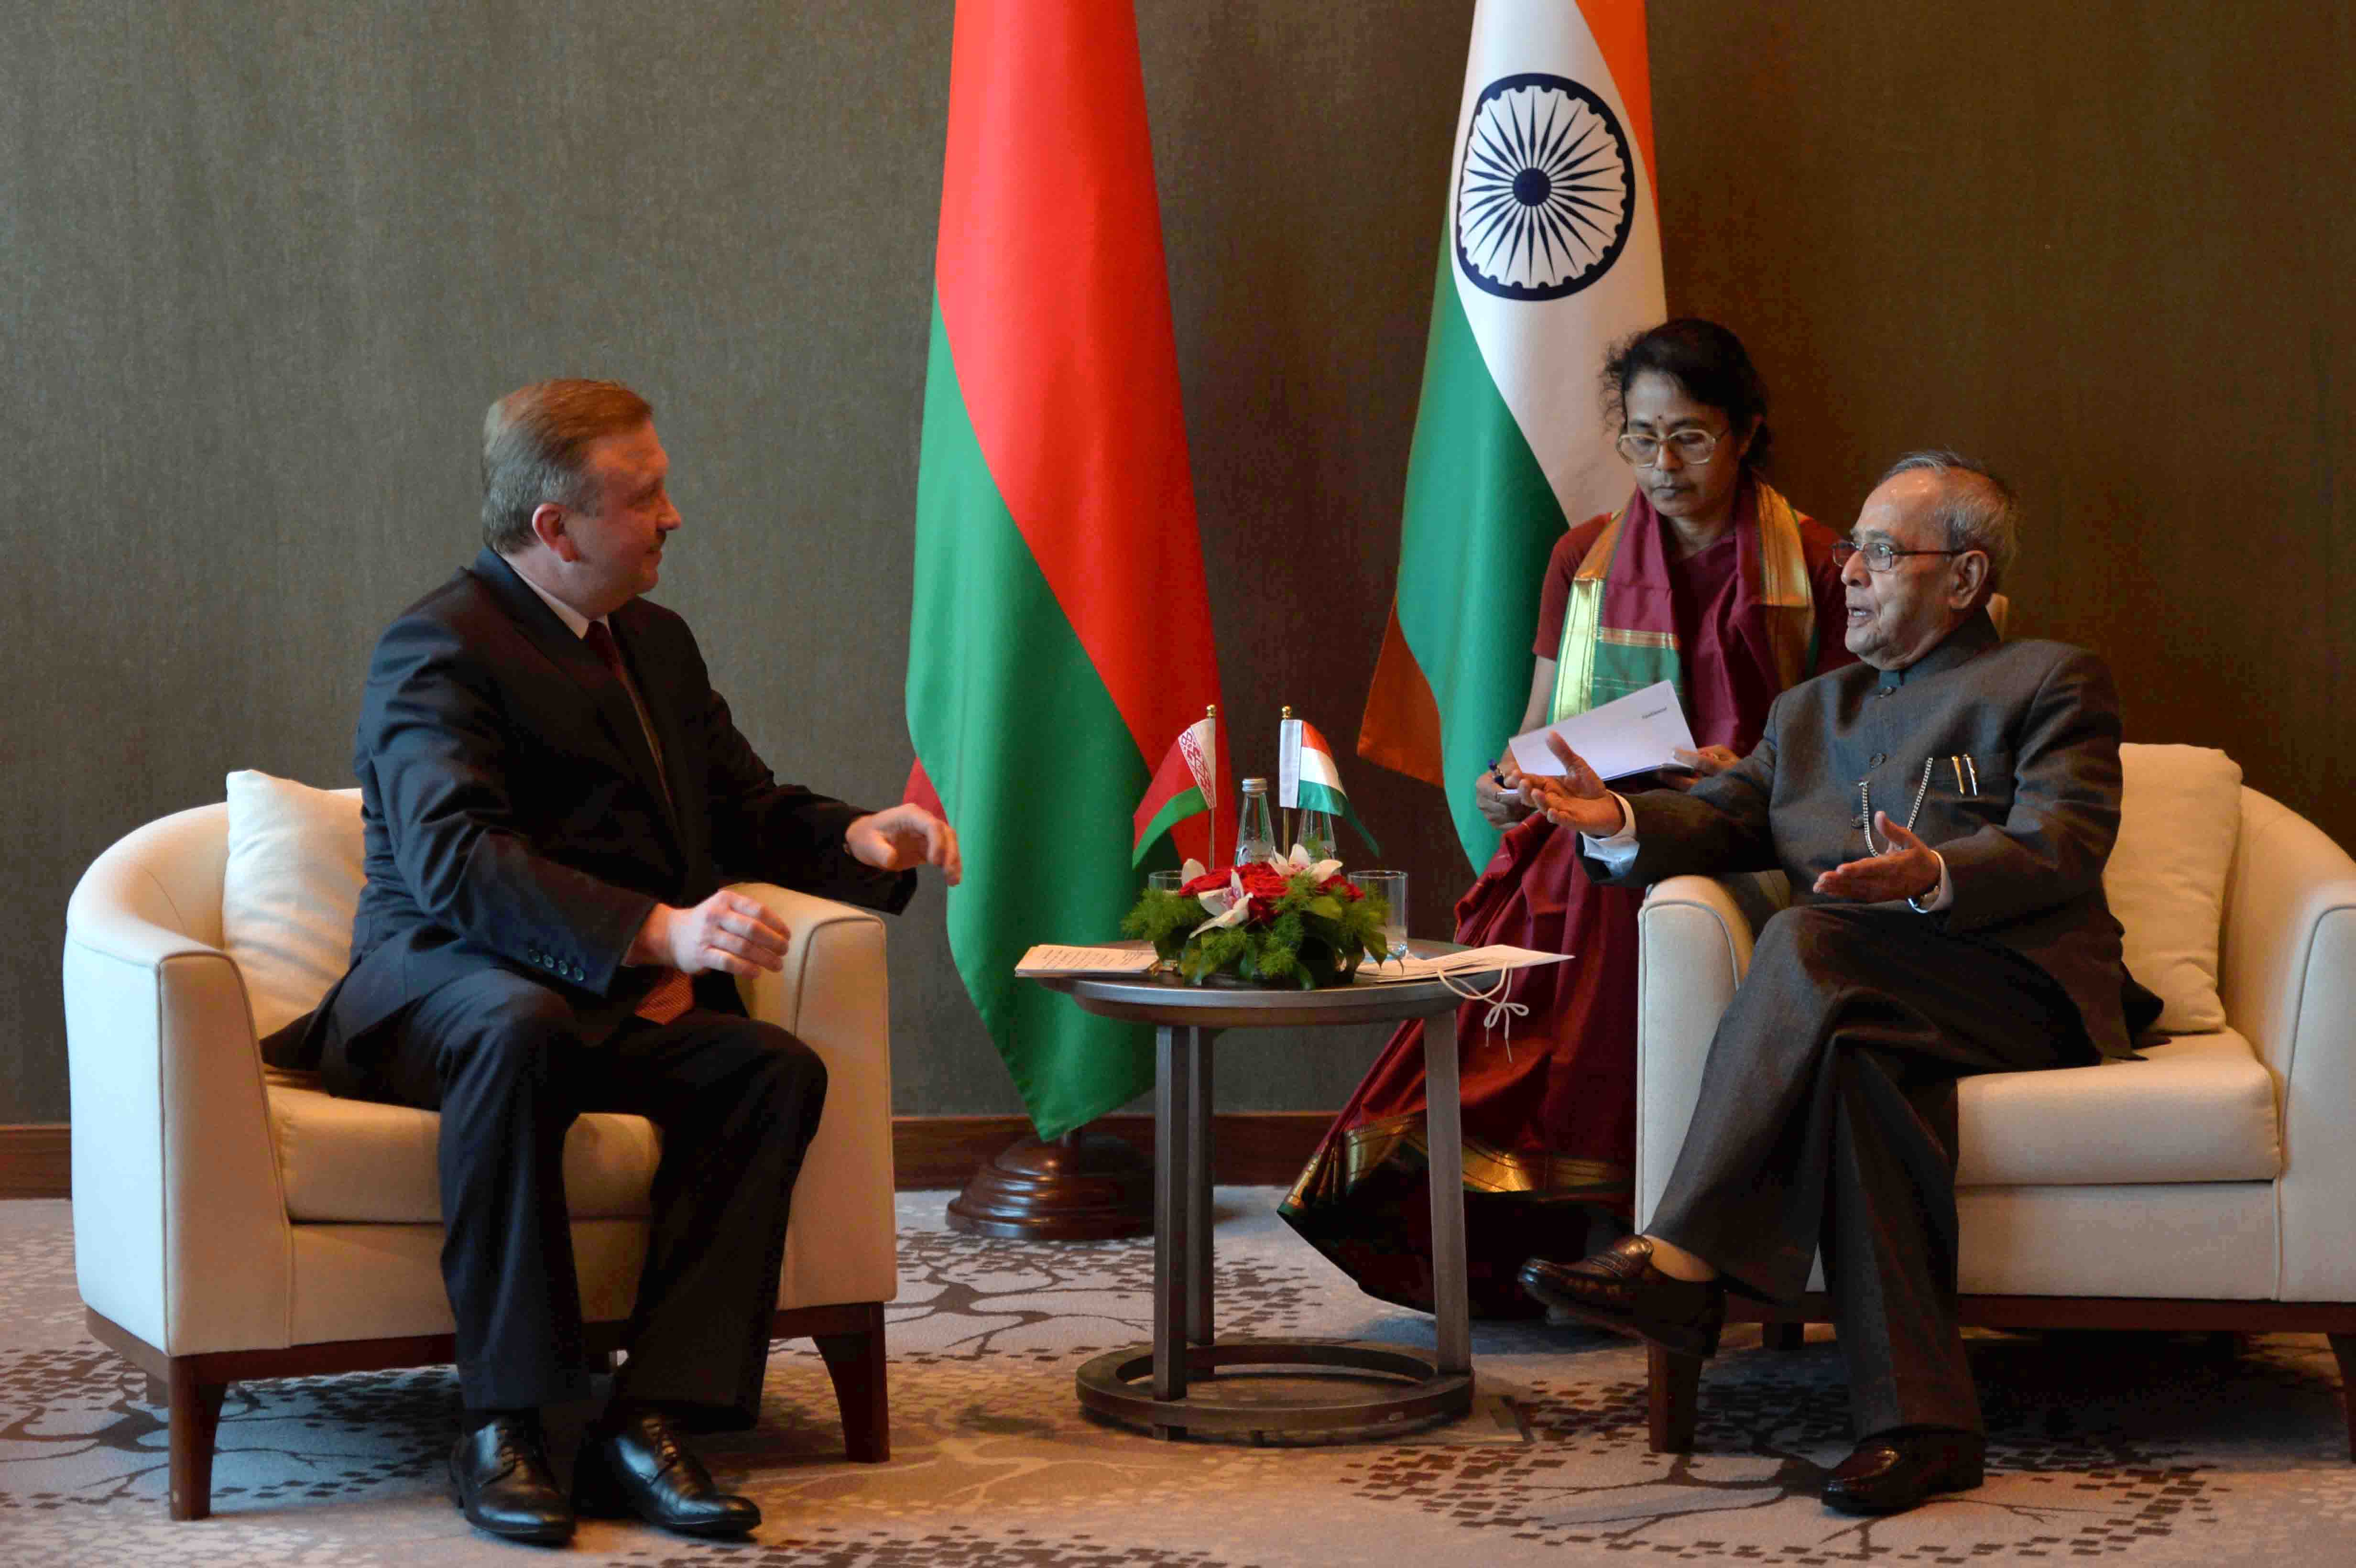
left=1517, top=452, right=2140, bottom=1517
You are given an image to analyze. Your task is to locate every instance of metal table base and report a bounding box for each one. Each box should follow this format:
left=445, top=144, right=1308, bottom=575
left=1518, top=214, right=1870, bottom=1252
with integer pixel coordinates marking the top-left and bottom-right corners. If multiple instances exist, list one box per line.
left=1032, top=975, right=1477, bottom=1441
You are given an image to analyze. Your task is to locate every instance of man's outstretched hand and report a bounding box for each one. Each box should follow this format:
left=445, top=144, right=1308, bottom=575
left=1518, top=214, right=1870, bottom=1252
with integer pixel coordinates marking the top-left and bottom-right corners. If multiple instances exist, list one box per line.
left=1525, top=733, right=1628, bottom=836
left=1812, top=813, right=1942, bottom=904
left=846, top=802, right=962, bottom=885
left=630, top=889, right=794, bottom=977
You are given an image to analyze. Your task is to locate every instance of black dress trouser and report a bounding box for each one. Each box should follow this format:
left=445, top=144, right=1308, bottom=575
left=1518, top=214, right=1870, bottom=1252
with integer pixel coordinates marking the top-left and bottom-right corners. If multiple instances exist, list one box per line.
left=1647, top=903, right=2095, bottom=1439
left=324, top=967, right=828, bottom=1423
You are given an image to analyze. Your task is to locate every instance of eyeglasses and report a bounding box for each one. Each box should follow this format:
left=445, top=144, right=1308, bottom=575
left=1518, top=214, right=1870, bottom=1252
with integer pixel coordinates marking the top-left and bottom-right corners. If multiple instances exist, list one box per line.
left=1831, top=538, right=1968, bottom=574
left=1615, top=427, right=1723, bottom=467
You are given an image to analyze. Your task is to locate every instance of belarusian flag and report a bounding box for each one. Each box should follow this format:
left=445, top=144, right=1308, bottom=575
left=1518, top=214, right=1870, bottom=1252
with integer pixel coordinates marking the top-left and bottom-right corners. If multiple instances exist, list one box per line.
left=1356, top=0, right=1664, bottom=870
left=1133, top=709, right=1224, bottom=868
left=1279, top=718, right=1381, bottom=856
left=905, top=0, right=1222, bottom=1140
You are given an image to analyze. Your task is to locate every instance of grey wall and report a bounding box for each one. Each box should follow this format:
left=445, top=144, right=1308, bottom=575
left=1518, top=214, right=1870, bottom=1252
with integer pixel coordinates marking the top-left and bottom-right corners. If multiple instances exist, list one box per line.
left=6, top=3, right=2349, bottom=1126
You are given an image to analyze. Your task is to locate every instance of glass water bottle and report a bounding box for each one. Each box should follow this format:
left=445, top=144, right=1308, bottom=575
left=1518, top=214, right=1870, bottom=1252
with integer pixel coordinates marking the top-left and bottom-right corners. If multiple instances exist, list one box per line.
left=1236, top=778, right=1279, bottom=866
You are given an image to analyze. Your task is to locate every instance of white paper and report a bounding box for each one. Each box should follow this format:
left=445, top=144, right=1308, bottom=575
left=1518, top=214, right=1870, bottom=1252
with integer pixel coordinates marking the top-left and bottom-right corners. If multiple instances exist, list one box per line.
left=1014, top=945, right=1161, bottom=977
left=1356, top=946, right=1574, bottom=983
left=1506, top=679, right=1696, bottom=782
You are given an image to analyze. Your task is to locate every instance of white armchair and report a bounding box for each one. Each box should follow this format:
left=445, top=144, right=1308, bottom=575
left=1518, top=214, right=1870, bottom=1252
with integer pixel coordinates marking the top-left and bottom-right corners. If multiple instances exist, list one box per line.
left=1631, top=745, right=2356, bottom=1454
left=62, top=789, right=900, bottom=1520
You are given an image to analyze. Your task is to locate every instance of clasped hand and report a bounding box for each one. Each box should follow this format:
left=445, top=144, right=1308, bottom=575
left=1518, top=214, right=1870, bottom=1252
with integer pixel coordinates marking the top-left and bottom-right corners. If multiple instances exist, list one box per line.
left=631, top=889, right=796, bottom=979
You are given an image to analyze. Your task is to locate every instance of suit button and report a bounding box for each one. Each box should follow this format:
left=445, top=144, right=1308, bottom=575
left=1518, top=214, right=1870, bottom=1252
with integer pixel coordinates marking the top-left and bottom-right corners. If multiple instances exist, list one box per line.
left=1869, top=751, right=1887, bottom=767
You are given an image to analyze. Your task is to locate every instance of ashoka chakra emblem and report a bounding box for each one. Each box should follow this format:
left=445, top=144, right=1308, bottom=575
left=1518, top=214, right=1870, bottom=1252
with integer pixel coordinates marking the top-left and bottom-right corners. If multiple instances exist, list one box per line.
left=1454, top=72, right=1635, bottom=301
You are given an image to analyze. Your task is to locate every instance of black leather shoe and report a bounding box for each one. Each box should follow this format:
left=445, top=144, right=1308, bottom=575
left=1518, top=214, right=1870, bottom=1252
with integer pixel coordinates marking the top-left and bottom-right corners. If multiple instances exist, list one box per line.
left=447, top=1416, right=573, bottom=1545
left=574, top=1408, right=761, bottom=1538
left=1821, top=1428, right=1985, bottom=1515
left=1517, top=1235, right=1725, bottom=1357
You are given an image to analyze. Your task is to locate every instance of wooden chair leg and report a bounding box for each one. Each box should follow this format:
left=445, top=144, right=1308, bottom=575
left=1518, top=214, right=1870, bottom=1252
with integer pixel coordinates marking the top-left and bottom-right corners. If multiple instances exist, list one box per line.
left=814, top=1304, right=889, bottom=1463
left=1761, top=1322, right=1805, bottom=1351
left=166, top=1361, right=228, bottom=1521
left=1647, top=1344, right=1702, bottom=1454
left=2328, top=1332, right=2356, bottom=1462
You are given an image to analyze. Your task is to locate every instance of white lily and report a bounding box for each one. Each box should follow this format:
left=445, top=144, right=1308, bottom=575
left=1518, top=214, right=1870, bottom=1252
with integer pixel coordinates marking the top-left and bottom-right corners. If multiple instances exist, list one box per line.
left=1189, top=868, right=1253, bottom=938
left=1281, top=842, right=1344, bottom=883
left=1180, top=857, right=1207, bottom=882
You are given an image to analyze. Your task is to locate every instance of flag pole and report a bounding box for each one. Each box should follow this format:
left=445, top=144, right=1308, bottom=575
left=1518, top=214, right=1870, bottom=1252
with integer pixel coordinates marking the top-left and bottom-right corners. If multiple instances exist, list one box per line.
left=1278, top=704, right=1294, bottom=855
left=1205, top=702, right=1220, bottom=867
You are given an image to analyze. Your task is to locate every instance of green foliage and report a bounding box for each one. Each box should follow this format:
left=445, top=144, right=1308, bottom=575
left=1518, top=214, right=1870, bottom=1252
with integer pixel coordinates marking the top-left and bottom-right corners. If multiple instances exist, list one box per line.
left=1121, top=869, right=1393, bottom=990
left=1121, top=888, right=1205, bottom=961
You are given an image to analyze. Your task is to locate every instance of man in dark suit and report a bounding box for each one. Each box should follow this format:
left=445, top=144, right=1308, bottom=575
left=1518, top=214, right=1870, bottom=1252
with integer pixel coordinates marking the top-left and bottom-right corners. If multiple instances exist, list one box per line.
left=283, top=379, right=959, bottom=1545
left=1517, top=452, right=2135, bottom=1516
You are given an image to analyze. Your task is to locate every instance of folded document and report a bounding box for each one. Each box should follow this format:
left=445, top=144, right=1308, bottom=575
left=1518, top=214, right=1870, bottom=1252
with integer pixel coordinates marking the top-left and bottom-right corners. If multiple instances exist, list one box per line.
left=1014, top=944, right=1162, bottom=977
left=1507, top=678, right=1696, bottom=782
left=1357, top=946, right=1573, bottom=983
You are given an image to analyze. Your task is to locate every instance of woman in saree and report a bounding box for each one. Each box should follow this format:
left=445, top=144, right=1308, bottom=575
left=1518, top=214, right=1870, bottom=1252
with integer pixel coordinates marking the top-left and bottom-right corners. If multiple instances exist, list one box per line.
left=1281, top=319, right=1857, bottom=1316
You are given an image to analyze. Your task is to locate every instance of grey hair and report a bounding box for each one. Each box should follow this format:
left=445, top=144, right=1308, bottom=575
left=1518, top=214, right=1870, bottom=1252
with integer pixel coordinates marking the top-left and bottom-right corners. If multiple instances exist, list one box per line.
left=1878, top=448, right=2018, bottom=598
left=480, top=380, right=654, bottom=553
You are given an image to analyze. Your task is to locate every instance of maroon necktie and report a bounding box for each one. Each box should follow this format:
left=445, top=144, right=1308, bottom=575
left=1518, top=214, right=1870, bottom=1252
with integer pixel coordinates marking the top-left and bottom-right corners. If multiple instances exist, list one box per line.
left=582, top=622, right=693, bottom=1025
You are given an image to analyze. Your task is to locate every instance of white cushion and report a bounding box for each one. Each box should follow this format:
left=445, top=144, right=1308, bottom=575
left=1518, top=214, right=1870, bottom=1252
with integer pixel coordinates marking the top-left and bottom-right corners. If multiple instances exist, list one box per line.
left=2103, top=743, right=2241, bottom=1032
left=269, top=1084, right=659, bottom=1223
left=221, top=771, right=366, bottom=1037
left=1956, top=1032, right=2280, bottom=1187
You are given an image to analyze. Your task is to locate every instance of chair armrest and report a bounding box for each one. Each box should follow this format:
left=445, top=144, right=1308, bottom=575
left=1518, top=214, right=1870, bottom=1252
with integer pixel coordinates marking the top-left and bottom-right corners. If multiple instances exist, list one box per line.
left=727, top=883, right=897, bottom=1307
left=63, top=880, right=293, bottom=1354
left=2217, top=793, right=2356, bottom=1300
left=1632, top=872, right=1789, bottom=1230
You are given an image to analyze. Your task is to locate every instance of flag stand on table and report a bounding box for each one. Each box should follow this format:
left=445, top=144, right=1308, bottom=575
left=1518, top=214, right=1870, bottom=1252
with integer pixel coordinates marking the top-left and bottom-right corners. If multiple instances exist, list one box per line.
left=908, top=1, right=1222, bottom=1239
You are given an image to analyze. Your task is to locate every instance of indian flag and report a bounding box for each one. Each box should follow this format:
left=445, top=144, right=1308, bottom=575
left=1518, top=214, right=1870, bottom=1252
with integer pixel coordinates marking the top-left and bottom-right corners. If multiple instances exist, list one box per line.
left=1133, top=710, right=1223, bottom=867
left=905, top=1, right=1222, bottom=1140
left=1279, top=718, right=1380, bottom=856
left=1356, top=0, right=1665, bottom=870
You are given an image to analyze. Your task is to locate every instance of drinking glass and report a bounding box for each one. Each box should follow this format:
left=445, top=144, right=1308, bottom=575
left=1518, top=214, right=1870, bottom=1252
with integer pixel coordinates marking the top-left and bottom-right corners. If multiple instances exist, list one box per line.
left=1353, top=871, right=1409, bottom=965
left=1146, top=870, right=1188, bottom=894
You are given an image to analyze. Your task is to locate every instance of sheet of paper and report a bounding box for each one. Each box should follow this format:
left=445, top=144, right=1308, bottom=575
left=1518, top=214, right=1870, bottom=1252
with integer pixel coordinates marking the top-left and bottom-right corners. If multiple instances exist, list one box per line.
left=1014, top=944, right=1161, bottom=977
left=1356, top=946, right=1574, bottom=983
left=1506, top=679, right=1697, bottom=782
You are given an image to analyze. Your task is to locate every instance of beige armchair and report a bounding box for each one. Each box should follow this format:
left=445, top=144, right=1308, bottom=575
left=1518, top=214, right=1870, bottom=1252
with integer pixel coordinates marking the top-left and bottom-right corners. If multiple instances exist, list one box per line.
left=1630, top=745, right=2356, bottom=1455
left=62, top=792, right=900, bottom=1520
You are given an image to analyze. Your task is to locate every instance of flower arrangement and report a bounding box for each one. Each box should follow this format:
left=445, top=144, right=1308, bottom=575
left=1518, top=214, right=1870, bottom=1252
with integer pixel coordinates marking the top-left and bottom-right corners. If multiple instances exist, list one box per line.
left=1123, top=846, right=1391, bottom=989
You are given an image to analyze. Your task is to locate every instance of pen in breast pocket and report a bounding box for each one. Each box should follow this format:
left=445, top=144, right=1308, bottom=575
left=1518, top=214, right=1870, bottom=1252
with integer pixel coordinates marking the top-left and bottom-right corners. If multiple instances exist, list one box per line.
left=1951, top=756, right=1964, bottom=792
left=1965, top=754, right=1978, bottom=794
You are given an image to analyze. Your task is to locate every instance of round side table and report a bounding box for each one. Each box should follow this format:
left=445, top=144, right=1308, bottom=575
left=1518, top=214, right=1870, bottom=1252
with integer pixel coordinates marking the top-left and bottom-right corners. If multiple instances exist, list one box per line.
left=1033, top=944, right=1496, bottom=1439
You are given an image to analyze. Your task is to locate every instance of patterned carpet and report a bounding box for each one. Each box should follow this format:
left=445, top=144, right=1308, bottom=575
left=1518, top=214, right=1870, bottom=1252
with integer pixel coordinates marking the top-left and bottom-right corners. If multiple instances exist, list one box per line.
left=4, top=1193, right=2355, bottom=1565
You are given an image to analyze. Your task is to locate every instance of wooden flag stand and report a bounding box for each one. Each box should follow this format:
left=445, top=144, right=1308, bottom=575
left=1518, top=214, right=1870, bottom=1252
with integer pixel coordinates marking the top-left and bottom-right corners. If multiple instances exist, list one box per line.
left=945, top=1123, right=1153, bottom=1240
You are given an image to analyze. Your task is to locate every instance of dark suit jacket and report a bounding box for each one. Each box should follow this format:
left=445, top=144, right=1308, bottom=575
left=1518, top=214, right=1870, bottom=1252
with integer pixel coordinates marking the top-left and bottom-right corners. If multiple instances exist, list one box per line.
left=273, top=548, right=914, bottom=1069
left=1577, top=610, right=2137, bottom=1059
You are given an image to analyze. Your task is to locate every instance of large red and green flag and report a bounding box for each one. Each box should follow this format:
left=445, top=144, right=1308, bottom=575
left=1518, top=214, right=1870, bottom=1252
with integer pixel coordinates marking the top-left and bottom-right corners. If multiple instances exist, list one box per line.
left=905, top=0, right=1222, bottom=1140
left=1356, top=0, right=1665, bottom=870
